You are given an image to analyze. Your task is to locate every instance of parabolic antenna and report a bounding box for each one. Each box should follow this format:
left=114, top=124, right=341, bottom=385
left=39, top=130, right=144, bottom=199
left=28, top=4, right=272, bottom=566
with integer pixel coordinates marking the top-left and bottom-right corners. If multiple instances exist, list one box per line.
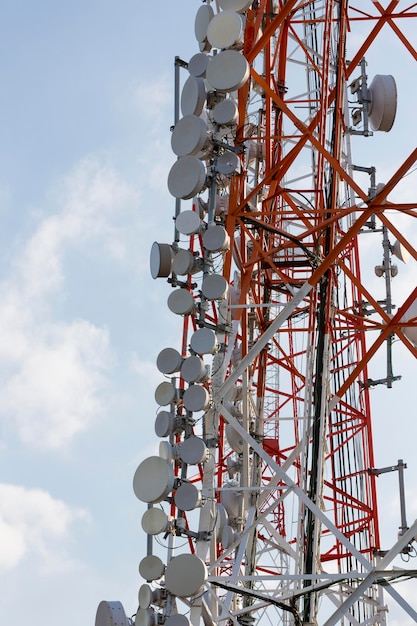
left=202, top=274, right=229, bottom=300
left=216, top=150, right=240, bottom=175
left=392, top=239, right=410, bottom=264
left=167, top=156, right=206, bottom=200
left=150, top=242, right=173, bottom=279
left=176, top=210, right=204, bottom=235
left=133, top=456, right=174, bottom=504
left=188, top=53, right=210, bottom=78
left=167, top=289, right=195, bottom=316
left=190, top=327, right=218, bottom=355
left=165, top=553, right=208, bottom=597
left=138, top=584, right=153, bottom=609
left=218, top=0, right=253, bottom=12
left=206, top=49, right=250, bottom=92
left=181, top=75, right=206, bottom=117
left=141, top=507, right=169, bottom=535
left=181, top=355, right=207, bottom=383
left=399, top=298, right=417, bottom=346
left=155, top=410, right=174, bottom=438
left=180, top=435, right=208, bottom=465
left=157, top=347, right=183, bottom=374
left=368, top=74, right=397, bottom=132
left=203, top=224, right=230, bottom=253
left=212, top=98, right=238, bottom=126
left=221, top=525, right=238, bottom=549
left=173, top=249, right=200, bottom=276
left=183, top=385, right=210, bottom=412
left=171, top=115, right=208, bottom=157
left=207, top=11, right=245, bottom=50
left=154, top=381, right=177, bottom=406
left=194, top=4, right=214, bottom=44
left=139, top=554, right=165, bottom=581
left=95, top=601, right=130, bottom=626
left=225, top=423, right=245, bottom=453
left=220, top=480, right=241, bottom=517
left=174, top=482, right=202, bottom=511
left=135, top=608, right=155, bottom=626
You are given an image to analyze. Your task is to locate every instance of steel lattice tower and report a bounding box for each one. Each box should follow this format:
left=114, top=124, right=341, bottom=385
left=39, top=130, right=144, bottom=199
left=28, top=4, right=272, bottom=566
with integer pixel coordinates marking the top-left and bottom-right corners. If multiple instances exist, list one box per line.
left=96, top=3, right=417, bottom=626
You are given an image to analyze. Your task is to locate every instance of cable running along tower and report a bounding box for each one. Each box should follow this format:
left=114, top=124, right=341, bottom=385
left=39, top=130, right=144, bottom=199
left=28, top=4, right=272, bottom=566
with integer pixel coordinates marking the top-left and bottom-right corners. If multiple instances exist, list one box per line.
left=96, top=2, right=417, bottom=626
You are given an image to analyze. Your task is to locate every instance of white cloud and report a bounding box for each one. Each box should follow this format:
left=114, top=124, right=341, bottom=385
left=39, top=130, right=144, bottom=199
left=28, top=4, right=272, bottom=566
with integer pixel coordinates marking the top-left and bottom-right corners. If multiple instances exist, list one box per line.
left=0, top=483, right=88, bottom=572
left=0, top=157, right=141, bottom=449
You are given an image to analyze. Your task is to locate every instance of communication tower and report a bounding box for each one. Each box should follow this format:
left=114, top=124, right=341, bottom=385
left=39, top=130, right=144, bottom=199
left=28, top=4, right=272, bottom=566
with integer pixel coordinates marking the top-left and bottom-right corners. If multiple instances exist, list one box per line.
left=96, top=2, right=417, bottom=626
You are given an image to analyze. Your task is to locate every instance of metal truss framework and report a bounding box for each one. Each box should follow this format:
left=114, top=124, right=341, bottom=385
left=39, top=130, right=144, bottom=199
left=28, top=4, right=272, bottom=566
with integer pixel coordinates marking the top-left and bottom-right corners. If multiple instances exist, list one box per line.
left=131, top=3, right=417, bottom=626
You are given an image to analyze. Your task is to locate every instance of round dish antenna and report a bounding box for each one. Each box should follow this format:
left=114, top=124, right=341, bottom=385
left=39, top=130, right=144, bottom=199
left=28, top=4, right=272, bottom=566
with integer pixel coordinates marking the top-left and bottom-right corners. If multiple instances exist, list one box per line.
left=207, top=11, right=245, bottom=50
left=183, top=385, right=210, bottom=412
left=157, top=347, right=183, bottom=374
left=206, top=49, right=250, bottom=92
left=392, top=239, right=410, bottom=264
left=181, top=76, right=206, bottom=117
left=167, top=289, right=195, bottom=316
left=218, top=0, right=253, bottom=12
left=164, top=553, right=207, bottom=597
left=154, top=411, right=174, bottom=438
left=171, top=115, right=208, bottom=157
left=190, top=328, right=218, bottom=355
left=150, top=242, right=173, bottom=279
left=133, top=456, right=175, bottom=504
left=188, top=53, right=210, bottom=78
left=141, top=507, right=170, bottom=535
left=139, top=554, right=165, bottom=581
left=202, top=274, right=228, bottom=300
left=369, top=74, right=397, bottom=132
left=174, top=482, right=202, bottom=511
left=95, top=601, right=130, bottom=626
left=212, top=98, right=238, bottom=126
left=167, top=156, right=206, bottom=199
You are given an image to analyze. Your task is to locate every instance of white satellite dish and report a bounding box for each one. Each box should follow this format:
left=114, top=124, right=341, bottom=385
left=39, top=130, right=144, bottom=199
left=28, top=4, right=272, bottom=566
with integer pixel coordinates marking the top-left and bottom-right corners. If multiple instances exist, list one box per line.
left=139, top=554, right=165, bottom=581
left=95, top=601, right=130, bottom=626
left=207, top=11, right=245, bottom=50
left=216, top=151, right=240, bottom=175
left=368, top=74, right=397, bottom=132
left=202, top=274, right=229, bottom=300
left=138, top=584, right=153, bottom=609
left=218, top=0, right=253, bottom=12
left=194, top=4, right=214, bottom=45
left=159, top=440, right=178, bottom=462
left=154, top=381, right=177, bottom=406
left=133, top=456, right=175, bottom=504
left=150, top=242, right=173, bottom=279
left=157, top=347, right=183, bottom=374
left=225, top=423, right=245, bottom=453
left=165, top=553, right=208, bottom=597
left=203, top=224, right=230, bottom=252
left=168, top=156, right=206, bottom=200
left=174, top=482, right=202, bottom=511
left=190, top=327, right=218, bottom=355
left=155, top=411, right=174, bottom=438
left=171, top=115, right=209, bottom=157
left=188, top=53, right=210, bottom=78
left=206, top=49, right=250, bottom=92
left=173, top=249, right=203, bottom=276
left=135, top=608, right=156, bottom=626
left=181, top=75, right=206, bottom=117
left=167, top=289, right=195, bottom=316
left=220, top=480, right=241, bottom=518
left=221, top=525, right=239, bottom=549
left=180, top=435, right=208, bottom=465
left=212, top=98, right=239, bottom=126
left=399, top=298, right=417, bottom=346
left=183, top=385, right=210, bottom=412
left=181, top=355, right=207, bottom=383
left=176, top=210, right=205, bottom=235
left=141, top=507, right=170, bottom=535
left=392, top=239, right=410, bottom=264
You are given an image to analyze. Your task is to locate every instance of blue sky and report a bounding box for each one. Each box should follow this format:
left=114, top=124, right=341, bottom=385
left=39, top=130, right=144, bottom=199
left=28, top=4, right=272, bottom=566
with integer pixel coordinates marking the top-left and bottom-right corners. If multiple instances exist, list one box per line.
left=0, top=2, right=417, bottom=625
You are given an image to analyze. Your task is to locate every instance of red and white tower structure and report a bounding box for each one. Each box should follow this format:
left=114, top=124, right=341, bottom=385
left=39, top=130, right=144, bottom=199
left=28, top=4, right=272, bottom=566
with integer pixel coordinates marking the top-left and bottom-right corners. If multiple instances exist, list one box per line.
left=96, top=2, right=417, bottom=626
